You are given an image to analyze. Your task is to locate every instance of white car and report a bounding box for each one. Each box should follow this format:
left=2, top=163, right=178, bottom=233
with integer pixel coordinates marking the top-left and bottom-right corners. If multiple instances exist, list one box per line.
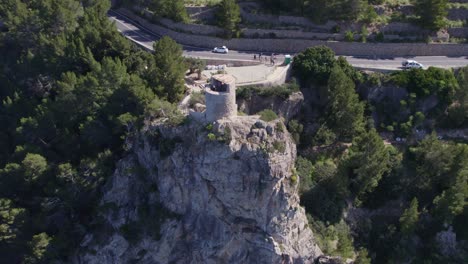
left=213, top=46, right=229, bottom=54
left=402, top=60, right=424, bottom=69
left=402, top=60, right=416, bottom=67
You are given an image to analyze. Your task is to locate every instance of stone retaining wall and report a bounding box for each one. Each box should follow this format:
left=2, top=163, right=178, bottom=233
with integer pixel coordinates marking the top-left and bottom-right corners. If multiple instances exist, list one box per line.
left=136, top=7, right=224, bottom=36
left=159, top=17, right=224, bottom=36
left=448, top=8, right=468, bottom=21
left=242, top=28, right=347, bottom=41
left=117, top=8, right=468, bottom=57
left=380, top=22, right=427, bottom=35
left=448, top=27, right=468, bottom=38
left=238, top=2, right=335, bottom=32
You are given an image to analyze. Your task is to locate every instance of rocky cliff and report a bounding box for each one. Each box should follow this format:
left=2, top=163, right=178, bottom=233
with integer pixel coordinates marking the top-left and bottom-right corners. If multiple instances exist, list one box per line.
left=72, top=115, right=322, bottom=264
left=237, top=92, right=304, bottom=122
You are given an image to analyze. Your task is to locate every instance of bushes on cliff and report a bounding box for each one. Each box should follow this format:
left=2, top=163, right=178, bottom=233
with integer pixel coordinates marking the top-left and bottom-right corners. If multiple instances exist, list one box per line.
left=345, top=128, right=395, bottom=204
left=390, top=67, right=459, bottom=105
left=445, top=66, right=468, bottom=128
left=259, top=0, right=368, bottom=22
left=325, top=66, right=365, bottom=141
left=147, top=0, right=188, bottom=22
left=292, top=46, right=361, bottom=88
left=236, top=82, right=299, bottom=100
left=258, top=109, right=278, bottom=121
left=0, top=1, right=187, bottom=261
left=292, top=46, right=337, bottom=86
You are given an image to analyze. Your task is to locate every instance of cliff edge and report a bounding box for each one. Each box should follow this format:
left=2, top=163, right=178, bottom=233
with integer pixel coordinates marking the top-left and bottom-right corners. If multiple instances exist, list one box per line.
left=73, top=115, right=322, bottom=264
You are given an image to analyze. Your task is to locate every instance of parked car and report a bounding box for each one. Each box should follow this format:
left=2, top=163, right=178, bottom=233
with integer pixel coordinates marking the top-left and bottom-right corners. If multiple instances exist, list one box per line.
left=213, top=46, right=229, bottom=54
left=402, top=60, right=424, bottom=69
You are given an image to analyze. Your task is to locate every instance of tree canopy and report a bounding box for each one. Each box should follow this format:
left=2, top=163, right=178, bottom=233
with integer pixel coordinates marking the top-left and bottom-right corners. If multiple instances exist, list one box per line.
left=0, top=0, right=185, bottom=261
left=292, top=46, right=337, bottom=85
left=414, top=0, right=448, bottom=30
left=216, top=0, right=241, bottom=38
left=149, top=36, right=186, bottom=103
left=326, top=65, right=365, bottom=141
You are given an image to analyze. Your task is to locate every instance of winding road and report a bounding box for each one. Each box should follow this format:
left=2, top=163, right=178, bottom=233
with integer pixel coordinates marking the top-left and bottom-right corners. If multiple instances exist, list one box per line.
left=108, top=9, right=468, bottom=71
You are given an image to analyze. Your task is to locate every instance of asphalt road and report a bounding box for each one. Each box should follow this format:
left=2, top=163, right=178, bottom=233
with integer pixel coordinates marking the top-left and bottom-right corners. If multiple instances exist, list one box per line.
left=108, top=9, right=468, bottom=71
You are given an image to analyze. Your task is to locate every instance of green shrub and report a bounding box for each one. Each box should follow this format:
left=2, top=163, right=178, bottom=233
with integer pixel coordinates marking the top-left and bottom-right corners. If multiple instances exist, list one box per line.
left=288, top=120, right=303, bottom=144
left=207, top=133, right=216, bottom=141
left=296, top=156, right=314, bottom=193
left=291, top=170, right=298, bottom=184
left=390, top=67, right=459, bottom=104
left=146, top=98, right=185, bottom=126
left=272, top=140, right=286, bottom=153
left=223, top=126, right=232, bottom=143
left=275, top=122, right=285, bottom=133
left=236, top=83, right=299, bottom=100
left=359, top=5, right=378, bottom=24
left=375, top=32, right=384, bottom=42
left=345, top=31, right=354, bottom=42
left=360, top=25, right=368, bottom=43
left=292, top=46, right=337, bottom=85
left=189, top=92, right=205, bottom=107
left=236, top=86, right=253, bottom=100
left=258, top=109, right=278, bottom=122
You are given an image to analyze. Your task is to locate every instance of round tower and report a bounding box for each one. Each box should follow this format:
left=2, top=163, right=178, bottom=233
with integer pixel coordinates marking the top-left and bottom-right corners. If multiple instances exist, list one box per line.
left=205, top=74, right=237, bottom=122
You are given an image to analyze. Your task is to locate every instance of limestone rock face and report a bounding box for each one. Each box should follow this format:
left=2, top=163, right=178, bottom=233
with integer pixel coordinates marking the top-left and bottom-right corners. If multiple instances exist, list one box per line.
left=73, top=116, right=322, bottom=264
left=238, top=92, right=304, bottom=122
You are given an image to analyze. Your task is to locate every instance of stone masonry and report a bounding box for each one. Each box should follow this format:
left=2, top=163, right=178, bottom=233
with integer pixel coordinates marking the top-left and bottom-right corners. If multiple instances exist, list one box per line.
left=205, top=74, right=237, bottom=122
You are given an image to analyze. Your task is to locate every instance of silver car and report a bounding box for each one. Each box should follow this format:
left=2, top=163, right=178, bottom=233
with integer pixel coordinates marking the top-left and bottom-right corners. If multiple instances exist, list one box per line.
left=213, top=46, right=229, bottom=54
left=402, top=60, right=424, bottom=69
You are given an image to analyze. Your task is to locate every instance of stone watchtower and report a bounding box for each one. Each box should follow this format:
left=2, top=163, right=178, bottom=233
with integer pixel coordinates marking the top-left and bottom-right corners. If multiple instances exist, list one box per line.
left=205, top=74, right=237, bottom=122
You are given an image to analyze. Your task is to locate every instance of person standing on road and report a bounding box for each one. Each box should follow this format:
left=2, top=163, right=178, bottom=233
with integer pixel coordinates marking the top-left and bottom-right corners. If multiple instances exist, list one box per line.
left=254, top=54, right=257, bottom=60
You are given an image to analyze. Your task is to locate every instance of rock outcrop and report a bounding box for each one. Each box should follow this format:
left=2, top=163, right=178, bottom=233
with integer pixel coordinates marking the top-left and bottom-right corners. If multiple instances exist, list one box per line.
left=73, top=115, right=322, bottom=264
left=238, top=92, right=304, bottom=122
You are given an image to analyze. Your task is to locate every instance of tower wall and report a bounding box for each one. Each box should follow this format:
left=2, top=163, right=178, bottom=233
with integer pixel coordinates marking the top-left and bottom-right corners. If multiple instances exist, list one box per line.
left=205, top=75, right=237, bottom=122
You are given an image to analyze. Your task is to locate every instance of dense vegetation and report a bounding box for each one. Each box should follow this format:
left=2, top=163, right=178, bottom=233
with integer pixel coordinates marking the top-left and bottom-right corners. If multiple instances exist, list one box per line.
left=0, top=0, right=466, bottom=263
left=216, top=0, right=241, bottom=38
left=258, top=0, right=449, bottom=30
left=129, top=0, right=189, bottom=22
left=0, top=0, right=185, bottom=262
left=291, top=46, right=468, bottom=262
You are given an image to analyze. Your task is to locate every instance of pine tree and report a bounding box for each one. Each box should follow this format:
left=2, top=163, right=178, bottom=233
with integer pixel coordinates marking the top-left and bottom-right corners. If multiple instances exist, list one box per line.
left=355, top=247, right=372, bottom=264
left=433, top=169, right=468, bottom=224
left=217, top=0, right=241, bottom=38
left=399, top=198, right=420, bottom=236
left=335, top=220, right=354, bottom=258
left=326, top=65, right=365, bottom=141
left=149, top=36, right=186, bottom=103
left=414, top=0, right=448, bottom=30
left=0, top=199, right=26, bottom=243
left=21, top=153, right=47, bottom=183
left=347, top=128, right=392, bottom=203
left=292, top=46, right=336, bottom=85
